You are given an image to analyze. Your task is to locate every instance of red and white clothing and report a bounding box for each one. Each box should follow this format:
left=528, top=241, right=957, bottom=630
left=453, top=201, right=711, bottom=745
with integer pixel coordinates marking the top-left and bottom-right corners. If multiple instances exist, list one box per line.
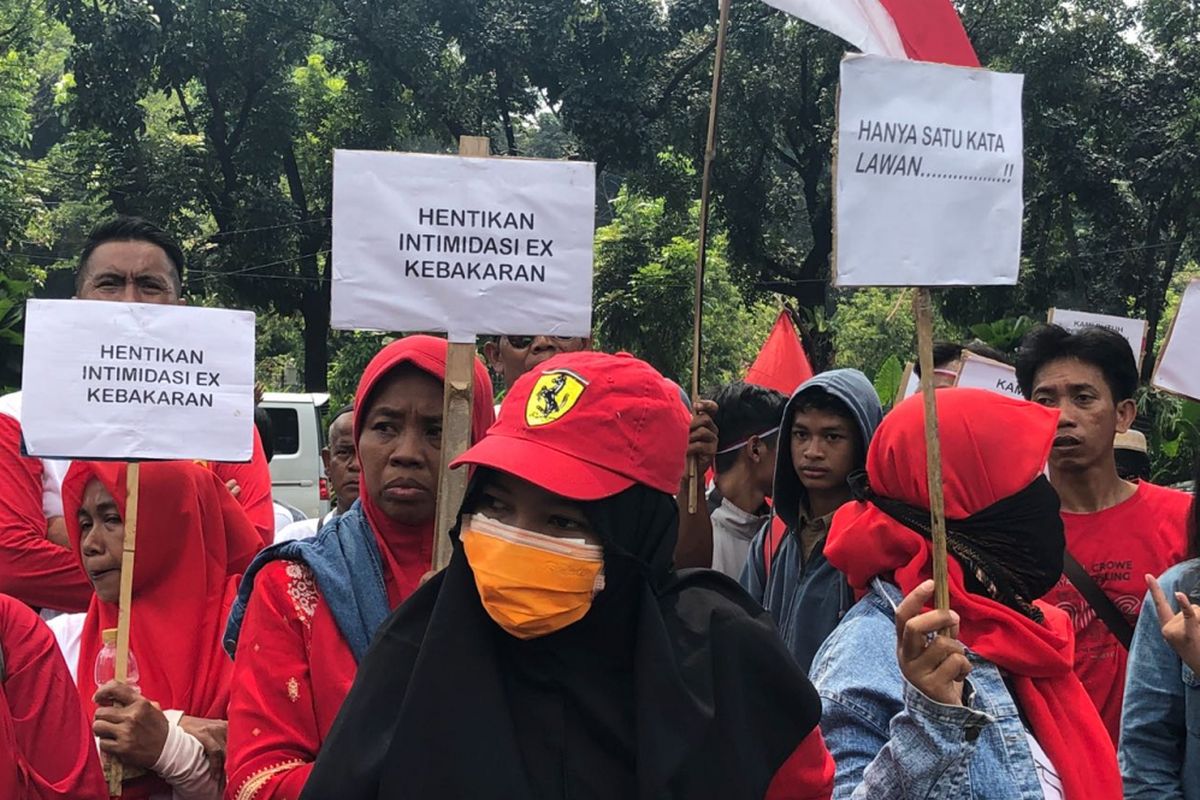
left=225, top=336, right=495, bottom=800
left=0, top=393, right=91, bottom=612
left=0, top=593, right=106, bottom=799
left=1044, top=480, right=1192, bottom=741
left=63, top=461, right=262, bottom=800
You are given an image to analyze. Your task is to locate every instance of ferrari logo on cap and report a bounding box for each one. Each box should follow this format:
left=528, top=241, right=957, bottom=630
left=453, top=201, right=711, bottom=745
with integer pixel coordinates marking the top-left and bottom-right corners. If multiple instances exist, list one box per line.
left=526, top=370, right=588, bottom=427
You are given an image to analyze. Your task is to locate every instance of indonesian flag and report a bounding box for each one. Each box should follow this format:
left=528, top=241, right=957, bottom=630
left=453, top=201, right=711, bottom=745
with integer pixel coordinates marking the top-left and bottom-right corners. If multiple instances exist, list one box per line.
left=762, top=0, right=979, bottom=68
left=745, top=310, right=814, bottom=395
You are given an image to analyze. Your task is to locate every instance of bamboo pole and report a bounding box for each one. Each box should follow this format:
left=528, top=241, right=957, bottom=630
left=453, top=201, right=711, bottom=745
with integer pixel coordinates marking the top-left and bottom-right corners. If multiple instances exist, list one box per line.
left=105, top=461, right=141, bottom=795
left=913, top=289, right=951, bottom=616
left=431, top=135, right=488, bottom=571
left=687, top=0, right=734, bottom=512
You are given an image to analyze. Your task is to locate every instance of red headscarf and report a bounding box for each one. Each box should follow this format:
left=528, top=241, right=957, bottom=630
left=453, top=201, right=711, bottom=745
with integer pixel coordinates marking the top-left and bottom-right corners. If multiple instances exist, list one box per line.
left=62, top=461, right=262, bottom=798
left=825, top=389, right=1121, bottom=800
left=352, top=335, right=495, bottom=603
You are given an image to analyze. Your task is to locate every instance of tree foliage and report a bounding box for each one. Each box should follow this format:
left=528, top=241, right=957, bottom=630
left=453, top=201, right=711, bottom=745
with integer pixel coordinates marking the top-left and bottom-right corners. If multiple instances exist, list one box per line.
left=0, top=0, right=1194, bottom=479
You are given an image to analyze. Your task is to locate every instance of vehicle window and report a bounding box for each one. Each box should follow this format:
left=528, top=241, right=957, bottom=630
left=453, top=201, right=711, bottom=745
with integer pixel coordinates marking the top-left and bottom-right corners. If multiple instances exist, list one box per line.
left=264, top=407, right=300, bottom=456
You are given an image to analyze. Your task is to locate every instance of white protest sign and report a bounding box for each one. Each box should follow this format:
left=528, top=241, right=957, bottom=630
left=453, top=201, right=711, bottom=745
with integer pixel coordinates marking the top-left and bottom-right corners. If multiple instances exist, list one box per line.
left=1153, top=280, right=1200, bottom=402
left=833, top=54, right=1024, bottom=287
left=897, top=363, right=919, bottom=403
left=953, top=353, right=1023, bottom=400
left=21, top=300, right=256, bottom=461
left=1048, top=308, right=1148, bottom=371
left=331, top=149, right=596, bottom=341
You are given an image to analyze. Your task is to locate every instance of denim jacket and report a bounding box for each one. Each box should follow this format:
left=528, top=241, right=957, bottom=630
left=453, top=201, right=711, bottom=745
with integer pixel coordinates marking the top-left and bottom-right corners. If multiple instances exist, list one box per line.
left=810, top=579, right=1051, bottom=799
left=1120, top=559, right=1200, bottom=800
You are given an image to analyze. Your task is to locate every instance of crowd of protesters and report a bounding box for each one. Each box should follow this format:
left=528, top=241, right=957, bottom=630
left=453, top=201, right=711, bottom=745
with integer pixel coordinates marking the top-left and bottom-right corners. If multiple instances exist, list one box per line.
left=1, top=216, right=1197, bottom=800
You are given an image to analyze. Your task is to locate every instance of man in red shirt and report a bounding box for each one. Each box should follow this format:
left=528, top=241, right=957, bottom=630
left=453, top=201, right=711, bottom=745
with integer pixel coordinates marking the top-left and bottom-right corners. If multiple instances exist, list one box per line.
left=0, top=217, right=274, bottom=611
left=1017, top=323, right=1191, bottom=742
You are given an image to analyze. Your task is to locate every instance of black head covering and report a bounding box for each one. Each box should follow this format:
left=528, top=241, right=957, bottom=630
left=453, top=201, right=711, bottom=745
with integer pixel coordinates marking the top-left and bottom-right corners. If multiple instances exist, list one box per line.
left=301, top=470, right=823, bottom=800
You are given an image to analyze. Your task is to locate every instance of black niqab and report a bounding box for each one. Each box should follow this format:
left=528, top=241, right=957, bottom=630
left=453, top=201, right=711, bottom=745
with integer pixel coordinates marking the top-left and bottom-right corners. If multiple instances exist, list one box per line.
left=301, top=473, right=822, bottom=799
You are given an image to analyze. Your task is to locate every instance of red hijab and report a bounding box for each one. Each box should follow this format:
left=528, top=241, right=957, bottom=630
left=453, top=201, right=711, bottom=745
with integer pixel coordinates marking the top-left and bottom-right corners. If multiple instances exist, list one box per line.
left=825, top=389, right=1121, bottom=799
left=352, top=335, right=495, bottom=603
left=62, top=460, right=262, bottom=796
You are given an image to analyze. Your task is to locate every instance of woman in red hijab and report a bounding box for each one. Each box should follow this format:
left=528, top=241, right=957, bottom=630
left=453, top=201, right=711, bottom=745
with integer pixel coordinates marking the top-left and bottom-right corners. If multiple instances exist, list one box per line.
left=62, top=460, right=263, bottom=799
left=808, top=389, right=1121, bottom=799
left=0, top=593, right=106, bottom=799
left=223, top=335, right=494, bottom=800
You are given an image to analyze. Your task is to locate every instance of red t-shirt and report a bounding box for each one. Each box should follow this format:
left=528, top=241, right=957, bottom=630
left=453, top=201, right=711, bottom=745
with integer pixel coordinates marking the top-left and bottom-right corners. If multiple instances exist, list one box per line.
left=1044, top=480, right=1192, bottom=742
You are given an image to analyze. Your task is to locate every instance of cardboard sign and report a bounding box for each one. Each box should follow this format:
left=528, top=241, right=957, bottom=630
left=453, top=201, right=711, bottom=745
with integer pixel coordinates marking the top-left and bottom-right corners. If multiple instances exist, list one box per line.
left=833, top=55, right=1024, bottom=287
left=954, top=352, right=1023, bottom=400
left=1153, top=279, right=1200, bottom=402
left=21, top=300, right=256, bottom=461
left=331, top=149, right=596, bottom=341
left=1048, top=308, right=1148, bottom=371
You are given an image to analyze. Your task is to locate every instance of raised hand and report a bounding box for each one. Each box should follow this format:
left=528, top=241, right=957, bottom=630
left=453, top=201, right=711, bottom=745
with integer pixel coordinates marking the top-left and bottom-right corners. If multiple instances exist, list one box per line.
left=1147, top=573, right=1200, bottom=674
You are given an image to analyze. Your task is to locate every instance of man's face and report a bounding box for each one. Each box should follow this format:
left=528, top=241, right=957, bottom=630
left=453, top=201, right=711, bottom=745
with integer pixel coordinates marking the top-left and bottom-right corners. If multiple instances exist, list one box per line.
left=321, top=412, right=360, bottom=514
left=789, top=407, right=859, bottom=494
left=76, top=241, right=182, bottom=305
left=484, top=335, right=589, bottom=389
left=1030, top=357, right=1135, bottom=474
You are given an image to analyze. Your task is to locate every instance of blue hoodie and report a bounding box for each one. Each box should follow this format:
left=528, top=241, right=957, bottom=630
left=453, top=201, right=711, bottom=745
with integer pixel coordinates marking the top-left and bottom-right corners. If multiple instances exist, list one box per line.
left=739, top=369, right=883, bottom=675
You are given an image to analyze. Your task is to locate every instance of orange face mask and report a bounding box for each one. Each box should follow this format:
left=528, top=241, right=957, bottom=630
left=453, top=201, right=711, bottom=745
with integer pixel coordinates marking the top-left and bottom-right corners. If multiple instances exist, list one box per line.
left=460, top=514, right=606, bottom=640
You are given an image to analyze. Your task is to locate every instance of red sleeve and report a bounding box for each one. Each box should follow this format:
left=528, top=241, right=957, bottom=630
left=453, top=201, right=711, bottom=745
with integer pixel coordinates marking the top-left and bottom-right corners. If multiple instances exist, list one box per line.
left=0, top=417, right=92, bottom=612
left=212, top=428, right=275, bottom=547
left=0, top=596, right=107, bottom=799
left=765, top=727, right=835, bottom=800
left=225, top=562, right=318, bottom=800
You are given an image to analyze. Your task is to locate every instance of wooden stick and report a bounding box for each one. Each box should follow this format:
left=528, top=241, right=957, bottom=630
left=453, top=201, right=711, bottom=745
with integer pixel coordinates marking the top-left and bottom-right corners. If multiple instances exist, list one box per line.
left=913, top=289, right=951, bottom=616
left=687, top=0, right=734, bottom=513
left=431, top=134, right=488, bottom=570
left=105, top=461, right=141, bottom=795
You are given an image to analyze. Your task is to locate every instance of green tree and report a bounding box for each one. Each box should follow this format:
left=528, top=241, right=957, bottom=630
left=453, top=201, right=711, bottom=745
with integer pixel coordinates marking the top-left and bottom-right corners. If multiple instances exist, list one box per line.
left=593, top=177, right=775, bottom=391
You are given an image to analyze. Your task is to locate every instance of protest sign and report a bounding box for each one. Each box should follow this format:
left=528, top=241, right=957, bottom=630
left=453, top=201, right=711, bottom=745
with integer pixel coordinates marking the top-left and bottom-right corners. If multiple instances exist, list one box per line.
left=1153, top=279, right=1200, bottom=402
left=896, top=363, right=919, bottom=404
left=21, top=300, right=256, bottom=461
left=954, top=352, right=1023, bottom=399
left=1048, top=308, right=1148, bottom=371
left=832, top=54, right=1024, bottom=287
left=331, top=148, right=596, bottom=342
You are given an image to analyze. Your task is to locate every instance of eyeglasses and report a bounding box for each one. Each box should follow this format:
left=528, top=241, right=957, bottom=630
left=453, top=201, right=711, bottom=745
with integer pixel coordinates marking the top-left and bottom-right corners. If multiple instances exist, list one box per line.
left=501, top=335, right=582, bottom=350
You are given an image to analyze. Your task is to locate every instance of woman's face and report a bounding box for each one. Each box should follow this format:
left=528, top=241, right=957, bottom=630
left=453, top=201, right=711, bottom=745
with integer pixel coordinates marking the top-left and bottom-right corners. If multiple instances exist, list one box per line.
left=77, top=478, right=124, bottom=604
left=476, top=471, right=602, bottom=546
left=357, top=367, right=445, bottom=525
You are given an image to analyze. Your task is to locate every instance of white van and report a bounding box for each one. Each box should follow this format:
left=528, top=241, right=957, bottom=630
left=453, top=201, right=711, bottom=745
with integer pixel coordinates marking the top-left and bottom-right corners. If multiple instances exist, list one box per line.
left=259, top=392, right=330, bottom=519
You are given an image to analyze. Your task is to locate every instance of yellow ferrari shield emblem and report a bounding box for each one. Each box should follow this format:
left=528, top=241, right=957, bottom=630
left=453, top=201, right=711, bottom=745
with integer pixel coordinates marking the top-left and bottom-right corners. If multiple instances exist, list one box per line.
left=525, top=370, right=588, bottom=427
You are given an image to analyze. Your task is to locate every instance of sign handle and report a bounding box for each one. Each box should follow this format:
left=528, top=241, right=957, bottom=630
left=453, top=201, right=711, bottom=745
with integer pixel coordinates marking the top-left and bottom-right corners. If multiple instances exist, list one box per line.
left=687, top=0, right=733, bottom=512
left=913, top=289, right=952, bottom=618
left=105, top=461, right=141, bottom=795
left=431, top=135, right=488, bottom=570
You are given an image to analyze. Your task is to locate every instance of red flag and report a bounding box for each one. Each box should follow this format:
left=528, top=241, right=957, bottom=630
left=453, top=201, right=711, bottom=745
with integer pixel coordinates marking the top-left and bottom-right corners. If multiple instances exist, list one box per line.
left=745, top=311, right=814, bottom=396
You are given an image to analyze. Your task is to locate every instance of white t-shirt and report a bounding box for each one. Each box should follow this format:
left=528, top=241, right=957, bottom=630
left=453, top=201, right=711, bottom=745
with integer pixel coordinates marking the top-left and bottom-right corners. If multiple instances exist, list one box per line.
left=275, top=511, right=336, bottom=543
left=1026, top=732, right=1064, bottom=799
left=707, top=487, right=770, bottom=580
left=47, top=612, right=86, bottom=682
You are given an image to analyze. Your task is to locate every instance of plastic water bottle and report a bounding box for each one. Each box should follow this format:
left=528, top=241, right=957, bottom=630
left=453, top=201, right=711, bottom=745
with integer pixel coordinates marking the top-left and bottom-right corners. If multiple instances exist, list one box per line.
left=94, top=627, right=139, bottom=688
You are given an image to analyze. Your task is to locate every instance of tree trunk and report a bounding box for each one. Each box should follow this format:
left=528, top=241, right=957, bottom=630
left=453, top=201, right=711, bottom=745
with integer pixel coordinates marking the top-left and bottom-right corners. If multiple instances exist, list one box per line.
left=301, top=275, right=330, bottom=392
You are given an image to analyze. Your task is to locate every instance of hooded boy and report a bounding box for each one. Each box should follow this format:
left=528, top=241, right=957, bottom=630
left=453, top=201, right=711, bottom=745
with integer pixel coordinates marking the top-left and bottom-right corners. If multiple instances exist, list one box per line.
left=740, top=369, right=883, bottom=674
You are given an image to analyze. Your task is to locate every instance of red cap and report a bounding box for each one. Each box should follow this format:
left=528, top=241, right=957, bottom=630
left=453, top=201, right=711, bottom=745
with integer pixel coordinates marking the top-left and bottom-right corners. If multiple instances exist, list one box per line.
left=451, top=351, right=691, bottom=500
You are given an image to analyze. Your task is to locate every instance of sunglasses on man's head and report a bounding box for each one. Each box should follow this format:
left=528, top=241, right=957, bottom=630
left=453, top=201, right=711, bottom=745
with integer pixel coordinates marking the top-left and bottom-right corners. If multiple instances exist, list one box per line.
left=502, top=335, right=579, bottom=349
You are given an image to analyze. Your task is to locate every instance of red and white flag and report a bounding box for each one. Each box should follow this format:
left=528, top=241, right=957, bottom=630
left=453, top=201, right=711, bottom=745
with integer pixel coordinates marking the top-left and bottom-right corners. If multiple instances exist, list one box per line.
left=762, top=0, right=979, bottom=68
